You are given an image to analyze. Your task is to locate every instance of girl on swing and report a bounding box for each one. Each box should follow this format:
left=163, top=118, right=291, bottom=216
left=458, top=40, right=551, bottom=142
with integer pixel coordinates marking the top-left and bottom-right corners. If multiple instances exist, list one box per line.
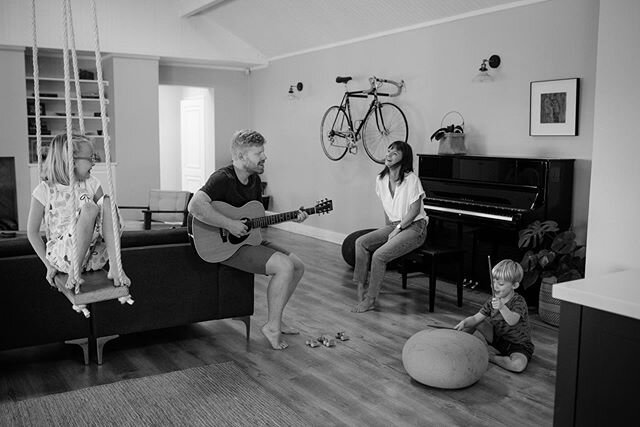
left=27, top=133, right=131, bottom=293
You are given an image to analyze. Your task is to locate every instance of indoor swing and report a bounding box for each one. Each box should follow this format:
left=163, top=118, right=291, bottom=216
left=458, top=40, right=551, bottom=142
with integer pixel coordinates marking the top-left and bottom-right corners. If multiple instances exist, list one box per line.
left=32, top=0, right=133, bottom=318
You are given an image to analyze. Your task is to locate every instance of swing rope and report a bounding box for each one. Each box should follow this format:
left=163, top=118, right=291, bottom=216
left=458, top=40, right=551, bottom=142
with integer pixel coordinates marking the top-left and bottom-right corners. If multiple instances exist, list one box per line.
left=66, top=0, right=86, bottom=135
left=30, top=0, right=42, bottom=175
left=31, top=0, right=127, bottom=296
left=89, top=0, right=126, bottom=286
left=61, top=0, right=81, bottom=289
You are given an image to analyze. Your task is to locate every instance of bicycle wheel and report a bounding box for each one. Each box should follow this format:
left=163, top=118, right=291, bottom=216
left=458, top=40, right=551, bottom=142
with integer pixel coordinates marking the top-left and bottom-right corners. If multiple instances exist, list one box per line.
left=320, top=106, right=351, bottom=161
left=362, top=102, right=408, bottom=164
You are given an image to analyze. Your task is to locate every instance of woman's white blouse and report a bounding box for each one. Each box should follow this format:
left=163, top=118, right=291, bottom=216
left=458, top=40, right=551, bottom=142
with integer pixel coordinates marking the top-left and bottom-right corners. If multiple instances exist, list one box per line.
left=375, top=172, right=427, bottom=223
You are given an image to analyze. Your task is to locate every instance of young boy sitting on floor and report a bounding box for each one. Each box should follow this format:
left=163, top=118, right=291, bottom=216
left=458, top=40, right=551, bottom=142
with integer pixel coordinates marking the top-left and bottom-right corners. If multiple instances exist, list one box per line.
left=454, top=259, right=534, bottom=372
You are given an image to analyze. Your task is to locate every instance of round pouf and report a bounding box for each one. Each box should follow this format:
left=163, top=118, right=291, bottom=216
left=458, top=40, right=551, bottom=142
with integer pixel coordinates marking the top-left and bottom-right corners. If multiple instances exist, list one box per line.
left=402, top=329, right=488, bottom=389
left=341, top=228, right=376, bottom=267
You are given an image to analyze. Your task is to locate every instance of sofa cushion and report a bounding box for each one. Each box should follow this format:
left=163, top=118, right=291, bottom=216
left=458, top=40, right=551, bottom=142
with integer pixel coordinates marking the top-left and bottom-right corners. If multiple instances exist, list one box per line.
left=121, top=227, right=189, bottom=248
left=0, top=227, right=190, bottom=259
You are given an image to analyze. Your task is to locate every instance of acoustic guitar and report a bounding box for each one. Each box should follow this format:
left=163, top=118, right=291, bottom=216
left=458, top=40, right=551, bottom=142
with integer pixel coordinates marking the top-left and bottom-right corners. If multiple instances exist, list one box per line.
left=189, top=199, right=333, bottom=263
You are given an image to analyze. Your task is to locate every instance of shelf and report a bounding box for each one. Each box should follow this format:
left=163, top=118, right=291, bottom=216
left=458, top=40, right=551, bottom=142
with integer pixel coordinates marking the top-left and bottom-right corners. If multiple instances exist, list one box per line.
left=28, top=135, right=104, bottom=138
left=27, top=96, right=109, bottom=104
left=26, top=76, right=109, bottom=86
left=28, top=115, right=108, bottom=121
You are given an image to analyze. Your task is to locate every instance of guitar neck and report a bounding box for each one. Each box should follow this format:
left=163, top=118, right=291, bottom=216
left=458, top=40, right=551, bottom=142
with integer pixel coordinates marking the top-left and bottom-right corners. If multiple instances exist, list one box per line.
left=249, top=208, right=315, bottom=229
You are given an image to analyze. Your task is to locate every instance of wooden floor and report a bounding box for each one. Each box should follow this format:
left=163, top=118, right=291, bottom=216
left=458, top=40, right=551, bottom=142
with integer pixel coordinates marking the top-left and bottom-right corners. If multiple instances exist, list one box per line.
left=0, top=227, right=558, bottom=426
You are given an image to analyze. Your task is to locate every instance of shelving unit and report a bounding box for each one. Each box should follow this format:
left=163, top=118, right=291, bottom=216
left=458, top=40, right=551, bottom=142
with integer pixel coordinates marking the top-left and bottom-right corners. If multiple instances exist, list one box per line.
left=26, top=76, right=110, bottom=163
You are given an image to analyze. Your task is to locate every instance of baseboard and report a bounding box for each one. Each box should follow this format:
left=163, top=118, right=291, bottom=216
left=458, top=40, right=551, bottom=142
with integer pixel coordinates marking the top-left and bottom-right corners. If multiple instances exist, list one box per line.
left=265, top=211, right=346, bottom=245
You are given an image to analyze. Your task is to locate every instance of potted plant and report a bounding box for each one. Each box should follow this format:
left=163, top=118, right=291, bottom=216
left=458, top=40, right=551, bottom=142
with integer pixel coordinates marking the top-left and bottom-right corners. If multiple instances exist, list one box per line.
left=518, top=220, right=586, bottom=326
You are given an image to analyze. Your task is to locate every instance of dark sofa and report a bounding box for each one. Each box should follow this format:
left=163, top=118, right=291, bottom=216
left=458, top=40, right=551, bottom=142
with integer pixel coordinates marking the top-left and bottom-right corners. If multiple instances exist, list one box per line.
left=0, top=227, right=254, bottom=364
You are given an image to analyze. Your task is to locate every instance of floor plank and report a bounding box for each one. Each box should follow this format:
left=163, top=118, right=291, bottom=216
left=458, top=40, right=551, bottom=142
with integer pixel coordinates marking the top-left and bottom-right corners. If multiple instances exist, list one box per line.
left=0, top=227, right=557, bottom=426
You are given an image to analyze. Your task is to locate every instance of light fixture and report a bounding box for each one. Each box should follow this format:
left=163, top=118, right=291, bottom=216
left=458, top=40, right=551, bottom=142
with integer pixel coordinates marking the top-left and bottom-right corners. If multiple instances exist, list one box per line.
left=288, top=82, right=303, bottom=100
left=473, top=54, right=501, bottom=82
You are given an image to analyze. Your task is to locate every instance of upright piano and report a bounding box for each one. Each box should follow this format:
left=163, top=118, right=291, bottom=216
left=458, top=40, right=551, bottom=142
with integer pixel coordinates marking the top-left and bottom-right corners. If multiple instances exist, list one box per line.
left=418, top=154, right=574, bottom=294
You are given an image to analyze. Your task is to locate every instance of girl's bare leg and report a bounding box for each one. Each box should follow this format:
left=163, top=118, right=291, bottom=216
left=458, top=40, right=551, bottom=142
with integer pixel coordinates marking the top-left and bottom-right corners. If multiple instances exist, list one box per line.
left=66, top=202, right=100, bottom=289
left=101, top=196, right=131, bottom=287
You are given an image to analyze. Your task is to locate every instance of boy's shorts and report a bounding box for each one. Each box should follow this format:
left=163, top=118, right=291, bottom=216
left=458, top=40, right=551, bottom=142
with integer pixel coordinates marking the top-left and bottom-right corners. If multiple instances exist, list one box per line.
left=221, top=240, right=291, bottom=276
left=46, top=195, right=109, bottom=274
left=492, top=335, right=534, bottom=361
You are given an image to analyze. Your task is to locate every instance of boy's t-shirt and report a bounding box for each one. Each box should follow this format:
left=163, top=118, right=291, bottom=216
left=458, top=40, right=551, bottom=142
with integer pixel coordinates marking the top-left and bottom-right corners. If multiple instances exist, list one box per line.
left=480, top=293, right=534, bottom=355
left=199, top=164, right=262, bottom=207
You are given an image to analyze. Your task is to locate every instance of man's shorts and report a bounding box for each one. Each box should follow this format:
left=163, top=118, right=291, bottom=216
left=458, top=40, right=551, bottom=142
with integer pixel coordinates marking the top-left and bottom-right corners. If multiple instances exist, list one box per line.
left=221, top=240, right=291, bottom=275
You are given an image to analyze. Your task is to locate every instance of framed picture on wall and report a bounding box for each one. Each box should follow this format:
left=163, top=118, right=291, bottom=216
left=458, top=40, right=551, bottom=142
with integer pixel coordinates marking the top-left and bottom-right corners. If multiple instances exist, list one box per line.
left=529, top=78, right=579, bottom=136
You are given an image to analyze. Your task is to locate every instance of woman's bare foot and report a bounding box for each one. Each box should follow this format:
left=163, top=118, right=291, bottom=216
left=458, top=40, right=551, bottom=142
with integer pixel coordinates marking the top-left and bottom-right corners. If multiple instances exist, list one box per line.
left=280, top=321, right=299, bottom=335
left=108, top=269, right=131, bottom=287
left=351, top=295, right=376, bottom=313
left=261, top=324, right=288, bottom=350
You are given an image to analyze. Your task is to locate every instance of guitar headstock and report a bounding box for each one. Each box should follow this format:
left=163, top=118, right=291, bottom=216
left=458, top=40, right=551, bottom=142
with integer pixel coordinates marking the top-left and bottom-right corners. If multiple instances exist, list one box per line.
left=314, top=198, right=333, bottom=214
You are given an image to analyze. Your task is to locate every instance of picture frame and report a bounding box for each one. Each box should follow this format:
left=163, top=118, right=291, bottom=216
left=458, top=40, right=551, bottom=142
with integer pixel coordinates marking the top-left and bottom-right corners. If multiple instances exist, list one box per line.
left=529, top=78, right=579, bottom=136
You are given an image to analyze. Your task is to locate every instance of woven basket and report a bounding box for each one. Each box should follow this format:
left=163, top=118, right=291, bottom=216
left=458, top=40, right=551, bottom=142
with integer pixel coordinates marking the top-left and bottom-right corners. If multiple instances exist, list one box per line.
left=538, top=277, right=561, bottom=326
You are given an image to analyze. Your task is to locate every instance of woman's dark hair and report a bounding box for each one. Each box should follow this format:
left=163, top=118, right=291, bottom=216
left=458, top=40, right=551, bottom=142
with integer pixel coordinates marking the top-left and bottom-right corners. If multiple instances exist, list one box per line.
left=378, top=140, right=413, bottom=185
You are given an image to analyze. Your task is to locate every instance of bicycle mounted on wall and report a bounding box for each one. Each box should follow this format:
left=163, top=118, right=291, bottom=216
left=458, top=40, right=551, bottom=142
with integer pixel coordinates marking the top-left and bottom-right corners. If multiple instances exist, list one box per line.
left=320, top=76, right=408, bottom=164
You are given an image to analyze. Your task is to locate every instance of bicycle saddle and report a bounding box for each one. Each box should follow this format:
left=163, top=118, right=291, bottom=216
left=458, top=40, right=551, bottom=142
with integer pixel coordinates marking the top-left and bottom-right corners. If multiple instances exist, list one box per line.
left=336, top=76, right=352, bottom=84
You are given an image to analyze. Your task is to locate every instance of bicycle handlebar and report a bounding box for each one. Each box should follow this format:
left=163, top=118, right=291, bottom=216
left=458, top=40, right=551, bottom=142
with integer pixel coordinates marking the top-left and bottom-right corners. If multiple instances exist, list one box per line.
left=368, top=76, right=404, bottom=97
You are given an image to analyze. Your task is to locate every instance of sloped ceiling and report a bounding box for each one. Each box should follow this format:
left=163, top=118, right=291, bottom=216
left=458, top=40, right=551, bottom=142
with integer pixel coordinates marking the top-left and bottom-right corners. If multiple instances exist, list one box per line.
left=183, top=0, right=544, bottom=63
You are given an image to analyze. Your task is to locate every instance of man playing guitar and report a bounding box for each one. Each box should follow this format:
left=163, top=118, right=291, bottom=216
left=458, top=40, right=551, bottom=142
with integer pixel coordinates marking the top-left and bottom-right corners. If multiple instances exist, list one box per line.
left=188, top=129, right=308, bottom=350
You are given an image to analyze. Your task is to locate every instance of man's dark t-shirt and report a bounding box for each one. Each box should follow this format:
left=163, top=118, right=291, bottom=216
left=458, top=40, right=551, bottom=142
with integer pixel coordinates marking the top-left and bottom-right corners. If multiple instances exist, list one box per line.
left=200, top=164, right=262, bottom=207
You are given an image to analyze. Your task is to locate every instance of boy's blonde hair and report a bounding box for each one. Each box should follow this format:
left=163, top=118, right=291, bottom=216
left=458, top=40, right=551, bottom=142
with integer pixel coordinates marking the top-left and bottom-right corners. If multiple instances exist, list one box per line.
left=492, top=259, right=524, bottom=283
left=231, top=129, right=265, bottom=159
left=41, top=133, right=93, bottom=185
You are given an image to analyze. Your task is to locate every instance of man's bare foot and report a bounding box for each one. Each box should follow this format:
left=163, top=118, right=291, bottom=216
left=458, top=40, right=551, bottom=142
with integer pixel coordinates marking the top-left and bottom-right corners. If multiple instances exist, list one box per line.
left=351, top=295, right=376, bottom=313
left=261, top=324, right=288, bottom=350
left=280, top=321, right=299, bottom=335
left=108, top=269, right=132, bottom=287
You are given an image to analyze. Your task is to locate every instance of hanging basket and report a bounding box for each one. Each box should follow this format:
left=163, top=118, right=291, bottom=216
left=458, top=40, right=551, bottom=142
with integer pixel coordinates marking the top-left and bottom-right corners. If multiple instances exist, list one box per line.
left=430, top=111, right=466, bottom=155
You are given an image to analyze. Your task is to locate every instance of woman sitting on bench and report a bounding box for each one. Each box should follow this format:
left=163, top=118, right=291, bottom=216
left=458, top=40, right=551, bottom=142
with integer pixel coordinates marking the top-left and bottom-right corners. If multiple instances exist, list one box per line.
left=351, top=141, right=428, bottom=313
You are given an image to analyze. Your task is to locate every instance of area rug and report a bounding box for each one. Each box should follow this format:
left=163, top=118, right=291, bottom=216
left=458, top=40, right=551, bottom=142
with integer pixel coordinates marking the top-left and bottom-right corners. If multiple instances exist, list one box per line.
left=0, top=361, right=306, bottom=426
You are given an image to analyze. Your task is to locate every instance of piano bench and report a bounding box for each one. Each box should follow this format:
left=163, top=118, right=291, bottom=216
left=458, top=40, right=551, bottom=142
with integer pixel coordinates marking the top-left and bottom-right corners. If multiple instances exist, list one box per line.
left=398, top=245, right=465, bottom=313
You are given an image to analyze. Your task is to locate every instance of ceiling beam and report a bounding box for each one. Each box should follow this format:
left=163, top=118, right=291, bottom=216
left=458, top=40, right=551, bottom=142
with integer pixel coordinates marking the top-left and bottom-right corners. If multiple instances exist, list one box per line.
left=179, top=0, right=229, bottom=18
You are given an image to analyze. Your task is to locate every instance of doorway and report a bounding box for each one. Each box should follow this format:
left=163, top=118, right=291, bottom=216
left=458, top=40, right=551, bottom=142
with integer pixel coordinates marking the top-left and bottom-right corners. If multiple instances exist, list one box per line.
left=158, top=86, right=215, bottom=192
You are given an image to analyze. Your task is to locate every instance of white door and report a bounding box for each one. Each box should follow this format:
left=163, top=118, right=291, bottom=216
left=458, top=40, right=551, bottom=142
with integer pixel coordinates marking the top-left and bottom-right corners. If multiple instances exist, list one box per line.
left=180, top=97, right=206, bottom=193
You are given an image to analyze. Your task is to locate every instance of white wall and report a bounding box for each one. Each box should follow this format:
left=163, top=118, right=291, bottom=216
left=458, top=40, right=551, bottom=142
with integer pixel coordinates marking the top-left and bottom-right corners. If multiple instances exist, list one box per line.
left=586, top=0, right=640, bottom=277
left=250, top=0, right=598, bottom=241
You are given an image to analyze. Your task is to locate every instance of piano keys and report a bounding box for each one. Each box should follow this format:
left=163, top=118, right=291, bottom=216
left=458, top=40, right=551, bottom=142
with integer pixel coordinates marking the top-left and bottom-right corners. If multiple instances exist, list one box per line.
left=418, top=154, right=574, bottom=297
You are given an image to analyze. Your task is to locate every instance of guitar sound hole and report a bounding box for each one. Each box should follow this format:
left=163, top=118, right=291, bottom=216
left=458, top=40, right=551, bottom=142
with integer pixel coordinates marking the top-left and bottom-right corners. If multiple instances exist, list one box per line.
left=228, top=234, right=249, bottom=245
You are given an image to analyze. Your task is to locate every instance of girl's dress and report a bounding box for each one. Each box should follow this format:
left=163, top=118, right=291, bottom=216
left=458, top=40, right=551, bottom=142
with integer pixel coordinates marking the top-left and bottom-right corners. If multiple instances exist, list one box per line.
left=32, top=175, right=109, bottom=273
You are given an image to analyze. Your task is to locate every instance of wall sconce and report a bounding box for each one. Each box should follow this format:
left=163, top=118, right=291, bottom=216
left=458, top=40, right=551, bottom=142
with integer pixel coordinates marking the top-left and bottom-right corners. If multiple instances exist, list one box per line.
left=288, top=82, right=303, bottom=100
left=473, top=54, right=501, bottom=82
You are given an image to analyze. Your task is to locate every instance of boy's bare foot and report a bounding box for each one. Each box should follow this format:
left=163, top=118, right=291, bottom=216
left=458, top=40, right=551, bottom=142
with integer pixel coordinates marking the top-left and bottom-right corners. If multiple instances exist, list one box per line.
left=108, top=269, right=132, bottom=287
left=261, top=324, right=288, bottom=349
left=351, top=295, right=376, bottom=313
left=280, top=321, right=299, bottom=335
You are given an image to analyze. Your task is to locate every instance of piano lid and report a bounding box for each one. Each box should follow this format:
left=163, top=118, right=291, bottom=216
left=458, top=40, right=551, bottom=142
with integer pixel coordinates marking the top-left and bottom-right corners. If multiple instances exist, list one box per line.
left=418, top=155, right=549, bottom=211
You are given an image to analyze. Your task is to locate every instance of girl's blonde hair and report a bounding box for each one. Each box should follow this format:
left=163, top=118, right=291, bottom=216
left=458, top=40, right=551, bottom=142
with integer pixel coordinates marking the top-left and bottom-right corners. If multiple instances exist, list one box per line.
left=492, top=259, right=524, bottom=283
left=41, top=133, right=93, bottom=185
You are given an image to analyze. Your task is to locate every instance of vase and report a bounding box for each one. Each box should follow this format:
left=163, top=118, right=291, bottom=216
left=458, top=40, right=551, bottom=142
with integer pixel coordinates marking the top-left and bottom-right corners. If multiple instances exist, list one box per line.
left=538, top=277, right=561, bottom=326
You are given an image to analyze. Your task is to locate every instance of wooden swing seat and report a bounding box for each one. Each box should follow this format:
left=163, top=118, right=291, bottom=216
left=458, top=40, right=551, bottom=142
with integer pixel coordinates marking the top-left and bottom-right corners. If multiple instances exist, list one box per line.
left=54, top=269, right=129, bottom=306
